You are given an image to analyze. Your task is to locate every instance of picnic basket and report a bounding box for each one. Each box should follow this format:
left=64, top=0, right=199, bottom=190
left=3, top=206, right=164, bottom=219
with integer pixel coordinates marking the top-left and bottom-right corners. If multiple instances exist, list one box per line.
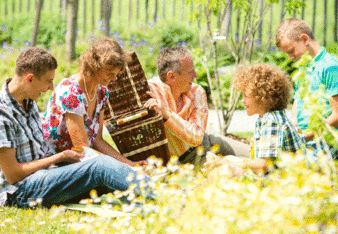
left=104, top=51, right=170, bottom=165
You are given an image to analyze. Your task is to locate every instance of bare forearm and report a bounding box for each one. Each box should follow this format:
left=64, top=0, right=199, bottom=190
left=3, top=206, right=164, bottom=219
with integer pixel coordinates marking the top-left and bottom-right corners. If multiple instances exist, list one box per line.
left=92, top=138, right=134, bottom=166
left=8, top=153, right=64, bottom=184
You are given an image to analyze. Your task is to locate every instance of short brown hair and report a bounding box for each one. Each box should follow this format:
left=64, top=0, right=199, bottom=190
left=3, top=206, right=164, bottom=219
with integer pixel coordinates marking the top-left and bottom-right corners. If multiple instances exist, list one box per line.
left=79, top=38, right=125, bottom=79
left=275, top=18, right=315, bottom=48
left=233, top=64, right=292, bottom=111
left=15, top=47, right=58, bottom=78
left=156, top=47, right=192, bottom=82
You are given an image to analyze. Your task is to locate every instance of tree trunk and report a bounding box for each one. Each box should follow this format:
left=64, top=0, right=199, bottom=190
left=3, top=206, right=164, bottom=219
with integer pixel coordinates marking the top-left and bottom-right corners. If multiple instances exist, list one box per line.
left=104, top=0, right=111, bottom=37
left=83, top=0, right=87, bottom=37
left=181, top=0, right=184, bottom=21
left=12, top=0, right=15, bottom=14
left=269, top=4, right=273, bottom=37
left=136, top=0, right=140, bottom=21
left=173, top=0, right=176, bottom=18
left=223, top=0, right=232, bottom=38
left=162, top=0, right=166, bottom=19
left=31, top=0, right=44, bottom=47
left=62, top=0, right=67, bottom=19
left=129, top=0, right=132, bottom=25
left=91, top=0, right=95, bottom=31
left=323, top=0, right=327, bottom=46
left=236, top=7, right=240, bottom=37
left=154, top=0, right=158, bottom=22
left=335, top=0, right=338, bottom=42
left=5, top=0, right=8, bottom=16
left=280, top=0, right=285, bottom=23
left=145, top=0, right=149, bottom=24
left=189, top=0, right=194, bottom=25
left=100, top=0, right=104, bottom=20
left=118, top=0, right=121, bottom=24
left=66, top=0, right=79, bottom=62
left=301, top=0, right=305, bottom=19
left=19, top=0, right=22, bottom=12
left=258, top=0, right=263, bottom=45
left=312, top=0, right=316, bottom=35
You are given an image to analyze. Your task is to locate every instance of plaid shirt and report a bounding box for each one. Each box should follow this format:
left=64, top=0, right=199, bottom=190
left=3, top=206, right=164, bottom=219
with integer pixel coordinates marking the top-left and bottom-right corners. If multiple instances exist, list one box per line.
left=253, top=110, right=305, bottom=159
left=148, top=77, right=209, bottom=157
left=0, top=79, right=48, bottom=206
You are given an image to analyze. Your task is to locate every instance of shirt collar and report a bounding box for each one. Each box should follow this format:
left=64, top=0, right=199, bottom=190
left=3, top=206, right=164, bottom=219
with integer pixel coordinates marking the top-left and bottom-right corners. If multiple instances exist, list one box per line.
left=151, top=76, right=194, bottom=102
left=1, top=78, right=33, bottom=116
left=312, top=47, right=326, bottom=64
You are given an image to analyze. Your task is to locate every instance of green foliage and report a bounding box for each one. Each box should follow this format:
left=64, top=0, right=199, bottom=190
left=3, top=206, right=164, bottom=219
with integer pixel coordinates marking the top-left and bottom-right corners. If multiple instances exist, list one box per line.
left=158, top=23, right=197, bottom=48
left=0, top=12, right=66, bottom=48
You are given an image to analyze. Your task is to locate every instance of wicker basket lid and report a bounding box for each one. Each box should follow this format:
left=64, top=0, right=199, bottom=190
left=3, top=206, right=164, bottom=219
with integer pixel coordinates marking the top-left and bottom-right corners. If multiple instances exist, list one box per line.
left=104, top=51, right=151, bottom=119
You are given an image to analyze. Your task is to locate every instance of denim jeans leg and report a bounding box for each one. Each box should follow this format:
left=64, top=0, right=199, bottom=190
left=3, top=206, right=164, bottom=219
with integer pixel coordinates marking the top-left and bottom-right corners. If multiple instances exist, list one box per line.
left=8, top=155, right=152, bottom=207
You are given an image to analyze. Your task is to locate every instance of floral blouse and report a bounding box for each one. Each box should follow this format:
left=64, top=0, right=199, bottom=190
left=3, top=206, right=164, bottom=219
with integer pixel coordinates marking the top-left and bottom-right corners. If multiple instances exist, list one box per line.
left=42, top=74, right=109, bottom=156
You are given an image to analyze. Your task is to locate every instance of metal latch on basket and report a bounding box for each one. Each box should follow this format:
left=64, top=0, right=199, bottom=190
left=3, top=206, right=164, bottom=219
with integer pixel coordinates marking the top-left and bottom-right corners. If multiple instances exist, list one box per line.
left=117, top=110, right=148, bottom=125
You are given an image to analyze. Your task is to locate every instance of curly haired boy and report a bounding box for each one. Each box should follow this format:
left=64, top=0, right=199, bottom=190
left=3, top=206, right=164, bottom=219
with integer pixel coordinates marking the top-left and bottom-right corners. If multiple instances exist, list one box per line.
left=205, top=64, right=305, bottom=175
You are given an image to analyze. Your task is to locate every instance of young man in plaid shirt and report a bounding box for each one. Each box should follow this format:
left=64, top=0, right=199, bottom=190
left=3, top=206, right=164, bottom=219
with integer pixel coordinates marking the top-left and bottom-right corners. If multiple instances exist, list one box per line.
left=145, top=47, right=251, bottom=164
left=0, top=47, right=151, bottom=207
left=205, top=64, right=305, bottom=175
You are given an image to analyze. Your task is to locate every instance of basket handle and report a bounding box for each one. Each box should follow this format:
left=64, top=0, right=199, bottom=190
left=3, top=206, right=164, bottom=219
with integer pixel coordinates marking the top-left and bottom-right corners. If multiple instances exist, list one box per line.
left=126, top=65, right=142, bottom=108
left=117, top=110, right=148, bottom=125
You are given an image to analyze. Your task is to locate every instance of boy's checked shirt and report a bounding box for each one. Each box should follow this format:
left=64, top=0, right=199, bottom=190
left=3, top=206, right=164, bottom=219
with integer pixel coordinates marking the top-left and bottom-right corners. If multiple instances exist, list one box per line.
left=252, top=110, right=305, bottom=159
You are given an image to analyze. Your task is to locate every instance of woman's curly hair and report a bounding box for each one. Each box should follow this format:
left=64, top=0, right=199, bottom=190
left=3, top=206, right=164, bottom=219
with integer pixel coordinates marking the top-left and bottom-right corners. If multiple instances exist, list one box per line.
left=79, top=38, right=125, bottom=79
left=233, top=64, right=292, bottom=111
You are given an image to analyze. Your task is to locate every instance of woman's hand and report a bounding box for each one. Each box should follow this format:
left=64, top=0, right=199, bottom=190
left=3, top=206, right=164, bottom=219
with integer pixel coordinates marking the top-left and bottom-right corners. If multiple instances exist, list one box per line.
left=59, top=150, right=84, bottom=163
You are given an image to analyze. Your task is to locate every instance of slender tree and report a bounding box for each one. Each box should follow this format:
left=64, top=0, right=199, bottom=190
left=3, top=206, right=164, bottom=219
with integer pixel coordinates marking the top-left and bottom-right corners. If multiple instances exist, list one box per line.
left=162, top=0, right=166, bottom=19
left=181, top=0, right=185, bottom=21
left=258, top=0, right=263, bottom=44
left=223, top=0, right=233, bottom=38
left=335, top=0, right=338, bottom=42
left=104, top=0, right=112, bottom=37
left=154, top=0, right=158, bottom=22
left=31, top=0, right=44, bottom=46
left=12, top=0, right=15, bottom=15
left=100, top=0, right=104, bottom=20
left=66, top=0, right=79, bottom=61
left=145, top=0, right=149, bottom=23
left=173, top=0, right=176, bottom=18
left=301, top=0, right=305, bottom=19
left=5, top=0, right=8, bottom=16
left=312, top=0, right=316, bottom=35
left=280, top=0, right=285, bottom=23
left=136, top=0, right=140, bottom=21
left=19, top=0, right=22, bottom=12
left=323, top=0, right=327, bottom=46
left=129, top=0, right=132, bottom=25
left=118, top=0, right=122, bottom=24
left=92, top=0, right=95, bottom=31
left=83, top=0, right=87, bottom=37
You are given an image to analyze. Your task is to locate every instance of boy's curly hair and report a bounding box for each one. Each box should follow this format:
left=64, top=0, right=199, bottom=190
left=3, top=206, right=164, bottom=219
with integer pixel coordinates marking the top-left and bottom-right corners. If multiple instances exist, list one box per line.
left=233, top=64, right=292, bottom=111
left=79, top=38, right=125, bottom=79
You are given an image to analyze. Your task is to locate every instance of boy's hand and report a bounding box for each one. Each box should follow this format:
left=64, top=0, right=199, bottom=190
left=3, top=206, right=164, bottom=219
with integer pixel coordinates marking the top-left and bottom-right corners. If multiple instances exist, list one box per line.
left=60, top=150, right=84, bottom=163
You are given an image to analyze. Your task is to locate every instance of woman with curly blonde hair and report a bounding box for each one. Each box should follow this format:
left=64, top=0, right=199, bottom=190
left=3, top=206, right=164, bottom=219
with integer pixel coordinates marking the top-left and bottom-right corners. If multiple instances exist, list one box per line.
left=42, top=38, right=145, bottom=167
left=205, top=64, right=305, bottom=175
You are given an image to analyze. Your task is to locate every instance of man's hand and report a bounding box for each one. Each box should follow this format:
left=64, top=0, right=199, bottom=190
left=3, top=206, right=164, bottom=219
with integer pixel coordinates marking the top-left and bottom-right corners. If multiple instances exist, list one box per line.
left=144, top=91, right=172, bottom=120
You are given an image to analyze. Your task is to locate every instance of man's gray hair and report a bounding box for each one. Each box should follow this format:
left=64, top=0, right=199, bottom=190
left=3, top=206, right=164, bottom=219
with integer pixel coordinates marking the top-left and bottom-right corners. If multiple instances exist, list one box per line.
left=156, top=47, right=192, bottom=82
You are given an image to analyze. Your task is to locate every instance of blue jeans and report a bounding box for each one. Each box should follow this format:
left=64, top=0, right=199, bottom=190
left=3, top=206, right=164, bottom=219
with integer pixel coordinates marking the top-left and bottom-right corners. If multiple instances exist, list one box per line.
left=7, top=155, right=152, bottom=208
